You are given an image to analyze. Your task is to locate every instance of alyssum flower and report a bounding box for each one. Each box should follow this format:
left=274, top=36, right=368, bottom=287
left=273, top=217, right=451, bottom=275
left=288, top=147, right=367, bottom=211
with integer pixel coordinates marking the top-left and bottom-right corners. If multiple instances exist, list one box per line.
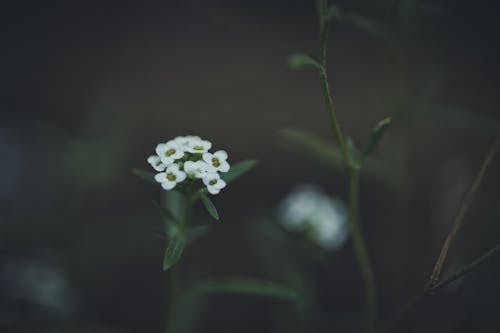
left=147, top=136, right=230, bottom=194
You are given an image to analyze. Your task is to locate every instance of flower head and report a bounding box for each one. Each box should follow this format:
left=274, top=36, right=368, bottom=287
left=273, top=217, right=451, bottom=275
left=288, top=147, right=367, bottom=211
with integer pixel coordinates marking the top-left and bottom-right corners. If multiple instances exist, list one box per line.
left=203, top=150, right=230, bottom=172
left=203, top=172, right=227, bottom=194
left=147, top=135, right=230, bottom=194
left=154, top=164, right=186, bottom=190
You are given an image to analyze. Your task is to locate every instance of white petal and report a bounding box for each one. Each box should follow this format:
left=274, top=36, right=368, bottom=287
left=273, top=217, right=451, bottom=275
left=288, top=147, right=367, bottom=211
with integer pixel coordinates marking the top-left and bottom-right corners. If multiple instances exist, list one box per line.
left=214, top=150, right=228, bottom=160
left=161, top=180, right=176, bottom=190
left=218, top=161, right=230, bottom=172
left=152, top=163, right=166, bottom=172
left=202, top=152, right=213, bottom=164
left=174, top=170, right=187, bottom=182
left=155, top=173, right=167, bottom=183
left=207, top=185, right=220, bottom=195
left=155, top=143, right=167, bottom=156
left=160, top=156, right=174, bottom=165
left=215, top=179, right=226, bottom=190
left=147, top=155, right=160, bottom=164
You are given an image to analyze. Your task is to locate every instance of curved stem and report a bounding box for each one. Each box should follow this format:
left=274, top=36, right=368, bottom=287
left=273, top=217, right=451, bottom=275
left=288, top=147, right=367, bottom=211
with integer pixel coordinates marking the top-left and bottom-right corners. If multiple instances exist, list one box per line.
left=319, top=20, right=348, bottom=163
left=348, top=170, right=377, bottom=330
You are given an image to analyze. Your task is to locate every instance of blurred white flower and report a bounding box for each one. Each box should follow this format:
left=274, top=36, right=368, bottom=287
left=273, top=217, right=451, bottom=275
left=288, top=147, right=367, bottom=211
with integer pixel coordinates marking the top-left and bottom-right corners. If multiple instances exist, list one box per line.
left=203, top=172, right=227, bottom=194
left=184, top=160, right=209, bottom=179
left=147, top=155, right=166, bottom=172
left=278, top=184, right=348, bottom=250
left=203, top=150, right=230, bottom=172
left=155, top=164, right=187, bottom=190
left=156, top=141, right=184, bottom=165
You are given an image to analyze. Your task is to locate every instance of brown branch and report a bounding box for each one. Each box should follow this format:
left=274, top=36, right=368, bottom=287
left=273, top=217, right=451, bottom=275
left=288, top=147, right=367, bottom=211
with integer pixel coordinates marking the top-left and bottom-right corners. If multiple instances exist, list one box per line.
left=387, top=243, right=500, bottom=332
left=429, top=130, right=500, bottom=285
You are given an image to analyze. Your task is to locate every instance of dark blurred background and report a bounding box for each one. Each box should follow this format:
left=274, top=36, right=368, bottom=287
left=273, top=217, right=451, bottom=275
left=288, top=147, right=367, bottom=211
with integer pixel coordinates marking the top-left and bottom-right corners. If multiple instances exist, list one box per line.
left=1, top=0, right=499, bottom=332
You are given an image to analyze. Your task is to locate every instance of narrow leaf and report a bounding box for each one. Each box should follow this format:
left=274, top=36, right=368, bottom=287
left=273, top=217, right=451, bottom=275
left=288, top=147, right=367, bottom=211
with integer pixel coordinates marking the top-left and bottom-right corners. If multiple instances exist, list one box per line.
left=193, top=278, right=299, bottom=301
left=163, top=233, right=186, bottom=271
left=279, top=129, right=344, bottom=171
left=288, top=54, right=322, bottom=70
left=363, top=117, right=392, bottom=158
left=132, top=168, right=156, bottom=184
left=344, top=12, right=385, bottom=37
left=200, top=192, right=219, bottom=221
left=221, top=159, right=257, bottom=183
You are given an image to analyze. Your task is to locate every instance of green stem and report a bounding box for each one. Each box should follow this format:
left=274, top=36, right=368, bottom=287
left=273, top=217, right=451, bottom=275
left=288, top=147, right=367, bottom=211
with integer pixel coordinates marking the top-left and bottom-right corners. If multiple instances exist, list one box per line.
left=317, top=6, right=377, bottom=330
left=166, top=192, right=193, bottom=333
left=348, top=170, right=377, bottom=331
left=319, top=19, right=348, bottom=163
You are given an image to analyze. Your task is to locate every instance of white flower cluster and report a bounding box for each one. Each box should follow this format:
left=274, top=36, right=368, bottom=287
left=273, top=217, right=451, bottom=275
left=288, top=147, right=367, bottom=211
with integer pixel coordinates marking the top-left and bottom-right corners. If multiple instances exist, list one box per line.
left=147, top=136, right=230, bottom=194
left=278, top=184, right=348, bottom=250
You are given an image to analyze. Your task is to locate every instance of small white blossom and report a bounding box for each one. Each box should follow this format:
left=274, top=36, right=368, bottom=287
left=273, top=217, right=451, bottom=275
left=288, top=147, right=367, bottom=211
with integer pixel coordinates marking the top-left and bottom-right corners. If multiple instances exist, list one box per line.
left=203, top=172, right=227, bottom=194
left=203, top=150, right=230, bottom=172
left=154, top=164, right=186, bottom=190
left=278, top=184, right=348, bottom=250
left=185, top=138, right=212, bottom=154
left=184, top=160, right=209, bottom=179
left=147, top=155, right=166, bottom=172
left=155, top=141, right=184, bottom=165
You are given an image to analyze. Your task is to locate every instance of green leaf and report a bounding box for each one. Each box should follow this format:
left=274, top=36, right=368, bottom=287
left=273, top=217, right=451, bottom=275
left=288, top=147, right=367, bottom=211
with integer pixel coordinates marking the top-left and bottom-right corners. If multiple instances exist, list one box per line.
left=221, top=159, right=257, bottom=183
left=345, top=136, right=361, bottom=170
left=193, top=278, right=299, bottom=301
left=278, top=129, right=344, bottom=171
left=163, top=233, right=186, bottom=271
left=200, top=192, right=219, bottom=221
left=288, top=54, right=322, bottom=71
left=362, top=117, right=392, bottom=159
left=132, top=168, right=155, bottom=183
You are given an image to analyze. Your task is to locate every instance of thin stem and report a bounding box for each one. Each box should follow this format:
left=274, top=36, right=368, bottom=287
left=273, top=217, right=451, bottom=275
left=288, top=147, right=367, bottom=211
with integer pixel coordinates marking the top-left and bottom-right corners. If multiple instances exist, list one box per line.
left=317, top=6, right=377, bottom=329
left=319, top=19, right=348, bottom=163
left=165, top=192, right=193, bottom=333
left=430, top=130, right=500, bottom=285
left=348, top=170, right=377, bottom=330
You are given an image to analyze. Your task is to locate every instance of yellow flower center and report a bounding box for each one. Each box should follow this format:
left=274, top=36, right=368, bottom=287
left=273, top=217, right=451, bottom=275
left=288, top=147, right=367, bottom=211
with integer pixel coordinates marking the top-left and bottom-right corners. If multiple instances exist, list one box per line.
left=212, top=157, right=220, bottom=168
left=167, top=173, right=176, bottom=181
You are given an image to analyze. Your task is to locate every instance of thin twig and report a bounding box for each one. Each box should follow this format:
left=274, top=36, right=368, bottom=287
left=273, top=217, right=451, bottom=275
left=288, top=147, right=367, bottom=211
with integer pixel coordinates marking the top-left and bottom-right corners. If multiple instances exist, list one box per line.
left=429, top=130, right=500, bottom=285
left=430, top=243, right=500, bottom=292
left=387, top=243, right=500, bottom=332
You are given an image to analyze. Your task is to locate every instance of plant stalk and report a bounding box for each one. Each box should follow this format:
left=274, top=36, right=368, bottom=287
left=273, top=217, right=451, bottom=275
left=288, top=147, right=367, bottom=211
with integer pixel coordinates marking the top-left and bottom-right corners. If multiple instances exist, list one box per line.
left=348, top=170, right=377, bottom=331
left=166, top=192, right=193, bottom=333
